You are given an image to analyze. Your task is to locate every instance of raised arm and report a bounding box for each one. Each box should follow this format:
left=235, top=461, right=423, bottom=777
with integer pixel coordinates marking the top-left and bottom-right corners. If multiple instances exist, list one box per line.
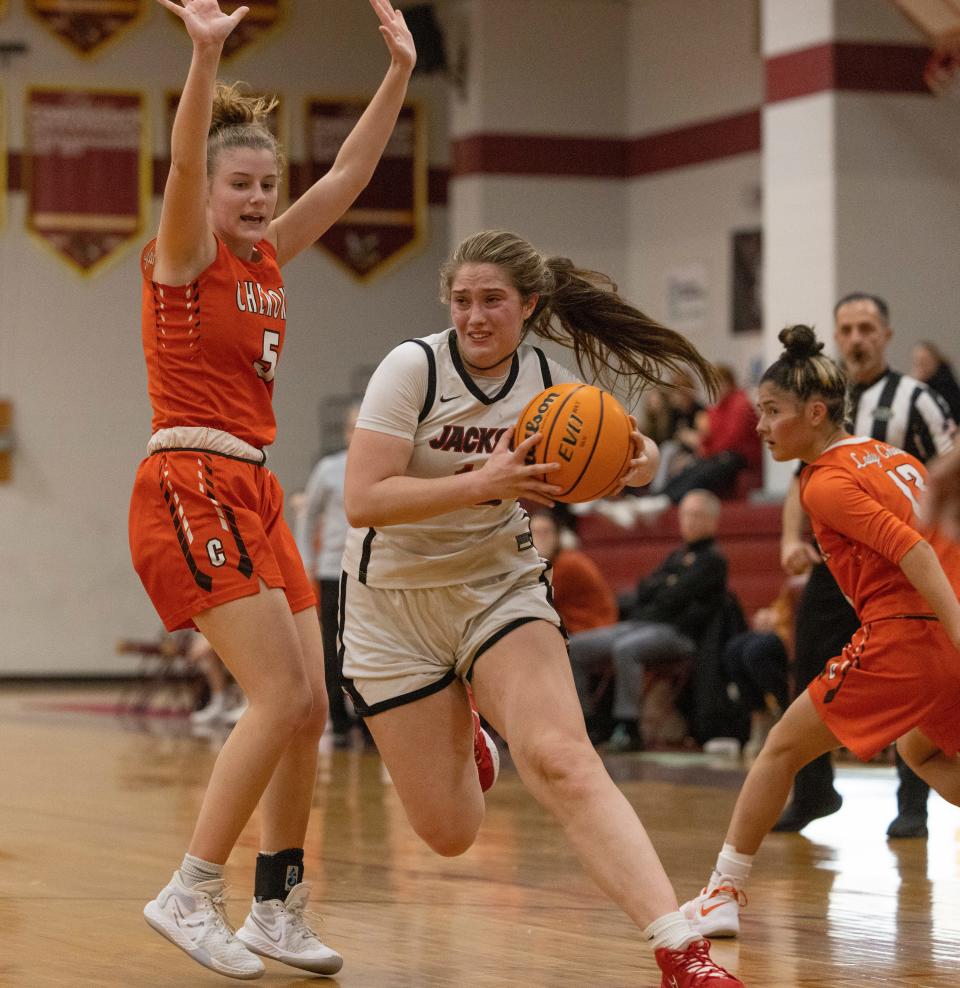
left=344, top=429, right=561, bottom=529
left=152, top=0, right=248, bottom=283
left=268, top=0, right=416, bottom=266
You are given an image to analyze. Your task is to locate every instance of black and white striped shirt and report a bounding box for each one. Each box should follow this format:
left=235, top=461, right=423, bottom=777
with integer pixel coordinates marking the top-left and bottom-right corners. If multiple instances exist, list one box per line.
left=848, top=368, right=955, bottom=463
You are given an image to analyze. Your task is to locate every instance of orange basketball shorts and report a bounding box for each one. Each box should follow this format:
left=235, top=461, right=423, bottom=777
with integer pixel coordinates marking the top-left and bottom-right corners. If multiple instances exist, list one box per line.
left=807, top=617, right=960, bottom=760
left=129, top=449, right=316, bottom=631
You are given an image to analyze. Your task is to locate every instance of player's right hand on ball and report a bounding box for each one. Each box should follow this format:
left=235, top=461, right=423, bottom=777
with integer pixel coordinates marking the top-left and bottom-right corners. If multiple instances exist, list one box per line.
left=478, top=430, right=562, bottom=506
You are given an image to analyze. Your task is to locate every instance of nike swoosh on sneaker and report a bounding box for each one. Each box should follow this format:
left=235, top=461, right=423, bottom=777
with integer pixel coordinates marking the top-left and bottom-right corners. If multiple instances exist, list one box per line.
left=170, top=898, right=187, bottom=927
left=700, top=898, right=731, bottom=917
left=252, top=916, right=285, bottom=944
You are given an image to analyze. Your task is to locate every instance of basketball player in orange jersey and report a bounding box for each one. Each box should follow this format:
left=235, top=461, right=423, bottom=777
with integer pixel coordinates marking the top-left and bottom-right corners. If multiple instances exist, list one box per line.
left=341, top=229, right=745, bottom=987
left=682, top=325, right=960, bottom=944
left=128, top=0, right=414, bottom=979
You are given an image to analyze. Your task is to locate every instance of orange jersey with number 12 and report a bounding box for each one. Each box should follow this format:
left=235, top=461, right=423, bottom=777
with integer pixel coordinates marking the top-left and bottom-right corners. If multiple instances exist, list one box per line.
left=800, top=437, right=960, bottom=624
left=140, top=236, right=287, bottom=448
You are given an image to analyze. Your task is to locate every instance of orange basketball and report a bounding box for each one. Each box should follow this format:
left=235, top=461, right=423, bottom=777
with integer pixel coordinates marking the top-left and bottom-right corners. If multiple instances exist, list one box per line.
left=514, top=383, right=634, bottom=503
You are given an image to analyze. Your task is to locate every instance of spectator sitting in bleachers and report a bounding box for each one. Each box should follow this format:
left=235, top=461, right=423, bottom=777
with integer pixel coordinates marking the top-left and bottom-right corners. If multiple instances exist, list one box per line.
left=530, top=510, right=618, bottom=635
left=721, top=576, right=805, bottom=760
left=644, top=370, right=707, bottom=496
left=567, top=489, right=728, bottom=751
left=659, top=364, right=761, bottom=504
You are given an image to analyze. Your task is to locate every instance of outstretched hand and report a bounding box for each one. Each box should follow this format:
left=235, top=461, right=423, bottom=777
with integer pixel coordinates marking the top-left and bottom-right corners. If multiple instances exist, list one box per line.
left=369, top=0, right=417, bottom=74
left=476, top=430, right=562, bottom=507
left=155, top=0, right=248, bottom=46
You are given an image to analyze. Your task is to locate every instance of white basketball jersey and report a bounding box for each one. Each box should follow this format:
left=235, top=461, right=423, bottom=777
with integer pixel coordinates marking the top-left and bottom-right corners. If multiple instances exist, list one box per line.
left=342, top=329, right=576, bottom=588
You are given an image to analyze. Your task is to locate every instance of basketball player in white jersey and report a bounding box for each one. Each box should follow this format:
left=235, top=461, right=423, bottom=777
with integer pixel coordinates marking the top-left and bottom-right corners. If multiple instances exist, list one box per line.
left=340, top=230, right=745, bottom=987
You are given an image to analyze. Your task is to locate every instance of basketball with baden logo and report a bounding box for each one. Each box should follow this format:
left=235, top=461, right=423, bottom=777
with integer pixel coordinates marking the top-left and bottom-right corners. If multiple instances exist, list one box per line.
left=514, top=383, right=634, bottom=503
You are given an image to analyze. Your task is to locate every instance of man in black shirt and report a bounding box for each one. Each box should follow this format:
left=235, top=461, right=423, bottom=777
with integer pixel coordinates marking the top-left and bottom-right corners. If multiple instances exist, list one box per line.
left=568, top=488, right=728, bottom=750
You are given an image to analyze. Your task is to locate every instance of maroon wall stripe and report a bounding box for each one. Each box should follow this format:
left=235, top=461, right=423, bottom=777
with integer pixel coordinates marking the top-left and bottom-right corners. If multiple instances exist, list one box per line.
left=451, top=133, right=626, bottom=179
left=766, top=41, right=932, bottom=103
left=626, top=110, right=761, bottom=176
left=448, top=112, right=761, bottom=181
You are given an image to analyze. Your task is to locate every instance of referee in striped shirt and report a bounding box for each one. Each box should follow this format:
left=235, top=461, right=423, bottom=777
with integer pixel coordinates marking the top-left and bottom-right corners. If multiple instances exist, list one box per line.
left=777, top=292, right=956, bottom=838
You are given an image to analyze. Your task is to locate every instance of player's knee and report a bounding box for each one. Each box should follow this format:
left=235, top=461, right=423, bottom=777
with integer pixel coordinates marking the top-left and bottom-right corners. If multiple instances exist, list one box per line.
left=415, top=817, right=480, bottom=857
left=259, top=678, right=315, bottom=733
left=759, top=720, right=809, bottom=771
left=895, top=734, right=932, bottom=773
left=514, top=733, right=599, bottom=797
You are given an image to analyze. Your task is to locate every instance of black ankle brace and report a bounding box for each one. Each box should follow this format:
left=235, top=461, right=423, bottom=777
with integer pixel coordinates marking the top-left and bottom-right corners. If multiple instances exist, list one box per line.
left=254, top=847, right=304, bottom=902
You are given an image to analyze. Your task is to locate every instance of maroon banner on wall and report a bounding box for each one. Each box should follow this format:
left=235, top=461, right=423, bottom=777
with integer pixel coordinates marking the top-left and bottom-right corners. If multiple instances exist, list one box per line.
left=26, top=88, right=148, bottom=275
left=304, top=100, right=425, bottom=281
left=167, top=0, right=285, bottom=60
left=28, top=0, right=144, bottom=56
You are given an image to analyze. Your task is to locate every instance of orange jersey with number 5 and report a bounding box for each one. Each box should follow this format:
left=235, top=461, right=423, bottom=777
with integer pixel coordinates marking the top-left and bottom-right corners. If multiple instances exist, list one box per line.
left=140, top=236, right=287, bottom=448
left=800, top=437, right=960, bottom=624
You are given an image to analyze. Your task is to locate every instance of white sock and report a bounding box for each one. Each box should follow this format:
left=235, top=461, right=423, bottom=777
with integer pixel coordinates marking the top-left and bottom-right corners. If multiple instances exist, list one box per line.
left=644, top=910, right=701, bottom=951
left=180, top=853, right=224, bottom=888
left=712, top=842, right=753, bottom=887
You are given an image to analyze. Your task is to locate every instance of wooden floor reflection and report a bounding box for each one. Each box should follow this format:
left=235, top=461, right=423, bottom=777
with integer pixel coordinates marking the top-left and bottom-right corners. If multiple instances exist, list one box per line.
left=3, top=686, right=960, bottom=987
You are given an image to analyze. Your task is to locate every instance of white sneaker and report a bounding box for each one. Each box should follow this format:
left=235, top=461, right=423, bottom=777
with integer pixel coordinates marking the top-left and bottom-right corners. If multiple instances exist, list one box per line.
left=680, top=874, right=747, bottom=938
left=144, top=871, right=264, bottom=980
left=236, top=882, right=343, bottom=975
left=190, top=693, right=228, bottom=726
left=222, top=699, right=248, bottom=726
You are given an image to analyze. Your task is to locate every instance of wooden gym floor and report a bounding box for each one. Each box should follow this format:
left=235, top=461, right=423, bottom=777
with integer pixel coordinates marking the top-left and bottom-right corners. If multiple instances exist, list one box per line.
left=2, top=684, right=959, bottom=988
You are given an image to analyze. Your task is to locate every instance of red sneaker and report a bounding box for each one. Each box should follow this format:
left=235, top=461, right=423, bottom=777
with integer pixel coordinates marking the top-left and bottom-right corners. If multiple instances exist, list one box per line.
left=471, top=709, right=499, bottom=793
left=655, top=939, right=743, bottom=987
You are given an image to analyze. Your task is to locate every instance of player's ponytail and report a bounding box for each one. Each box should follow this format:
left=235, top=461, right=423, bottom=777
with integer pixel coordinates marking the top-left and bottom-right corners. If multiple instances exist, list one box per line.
left=440, top=230, right=719, bottom=399
left=761, top=325, right=849, bottom=424
left=207, top=81, right=284, bottom=177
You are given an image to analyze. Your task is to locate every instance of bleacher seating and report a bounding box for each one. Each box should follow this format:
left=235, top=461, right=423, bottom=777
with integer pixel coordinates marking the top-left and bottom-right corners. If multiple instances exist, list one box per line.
left=576, top=498, right=784, bottom=616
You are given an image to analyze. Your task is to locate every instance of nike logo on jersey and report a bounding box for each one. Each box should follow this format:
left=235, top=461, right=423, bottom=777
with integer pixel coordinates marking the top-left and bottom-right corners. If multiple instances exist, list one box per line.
left=428, top=425, right=508, bottom=453
left=439, top=394, right=461, bottom=403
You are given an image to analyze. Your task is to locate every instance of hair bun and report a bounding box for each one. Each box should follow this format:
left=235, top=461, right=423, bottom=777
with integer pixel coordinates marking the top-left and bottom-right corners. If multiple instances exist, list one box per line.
left=210, top=81, right=278, bottom=135
left=778, top=324, right=823, bottom=360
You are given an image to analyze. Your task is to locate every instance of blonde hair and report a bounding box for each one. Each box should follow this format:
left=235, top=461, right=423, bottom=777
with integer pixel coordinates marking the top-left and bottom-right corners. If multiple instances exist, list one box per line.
left=207, top=81, right=284, bottom=177
left=440, top=230, right=719, bottom=398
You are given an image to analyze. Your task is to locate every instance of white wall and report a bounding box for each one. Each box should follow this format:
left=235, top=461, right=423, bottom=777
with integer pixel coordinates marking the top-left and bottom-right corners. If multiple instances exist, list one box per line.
left=626, top=0, right=764, bottom=380
left=627, top=154, right=764, bottom=375
left=834, top=92, right=960, bottom=373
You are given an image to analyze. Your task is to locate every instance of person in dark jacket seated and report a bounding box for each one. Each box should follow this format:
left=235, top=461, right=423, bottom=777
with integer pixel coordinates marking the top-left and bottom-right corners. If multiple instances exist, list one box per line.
left=568, top=489, right=728, bottom=750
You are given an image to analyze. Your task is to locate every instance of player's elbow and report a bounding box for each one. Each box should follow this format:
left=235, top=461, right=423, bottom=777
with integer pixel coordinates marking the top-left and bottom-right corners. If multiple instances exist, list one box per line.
left=344, top=496, right=369, bottom=529
left=344, top=492, right=382, bottom=529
